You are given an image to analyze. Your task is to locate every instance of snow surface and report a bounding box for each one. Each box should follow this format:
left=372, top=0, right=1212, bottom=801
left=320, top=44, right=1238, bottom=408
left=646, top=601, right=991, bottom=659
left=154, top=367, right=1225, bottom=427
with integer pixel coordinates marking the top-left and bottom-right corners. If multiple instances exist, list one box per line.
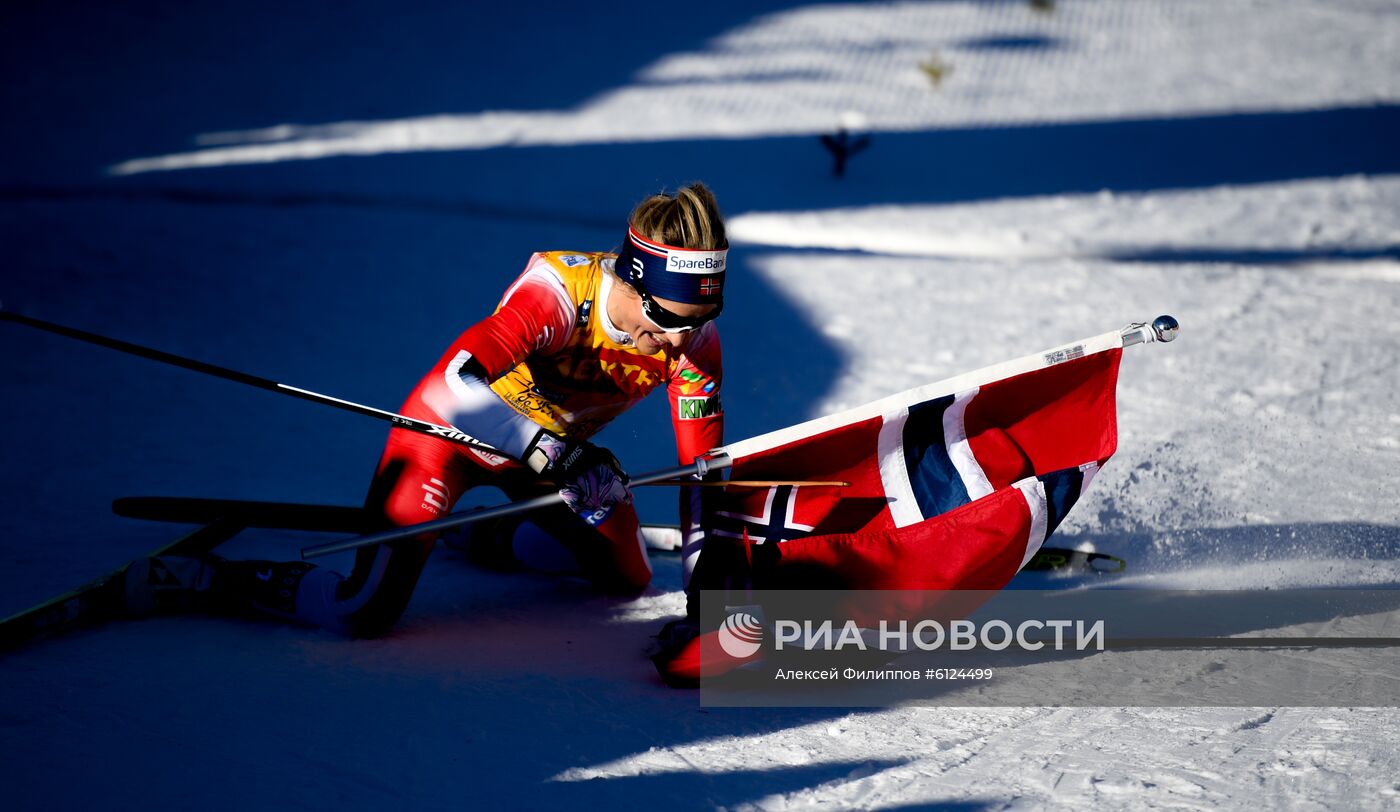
left=3, top=0, right=1399, bottom=808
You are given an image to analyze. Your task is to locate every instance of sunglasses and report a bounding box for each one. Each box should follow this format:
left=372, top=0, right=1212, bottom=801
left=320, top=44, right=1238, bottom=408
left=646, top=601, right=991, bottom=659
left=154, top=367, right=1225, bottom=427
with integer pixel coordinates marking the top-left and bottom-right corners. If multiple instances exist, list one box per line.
left=638, top=289, right=723, bottom=334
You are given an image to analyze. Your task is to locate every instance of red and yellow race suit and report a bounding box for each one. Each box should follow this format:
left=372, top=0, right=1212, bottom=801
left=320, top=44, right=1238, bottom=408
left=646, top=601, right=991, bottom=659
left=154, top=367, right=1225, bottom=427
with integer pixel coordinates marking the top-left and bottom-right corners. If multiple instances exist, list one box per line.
left=409, top=250, right=723, bottom=463
left=357, top=251, right=723, bottom=601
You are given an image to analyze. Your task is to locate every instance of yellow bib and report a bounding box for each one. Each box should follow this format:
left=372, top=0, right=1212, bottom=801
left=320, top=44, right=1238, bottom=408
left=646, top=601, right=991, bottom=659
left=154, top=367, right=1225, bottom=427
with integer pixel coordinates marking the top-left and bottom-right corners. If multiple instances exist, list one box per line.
left=487, top=252, right=677, bottom=439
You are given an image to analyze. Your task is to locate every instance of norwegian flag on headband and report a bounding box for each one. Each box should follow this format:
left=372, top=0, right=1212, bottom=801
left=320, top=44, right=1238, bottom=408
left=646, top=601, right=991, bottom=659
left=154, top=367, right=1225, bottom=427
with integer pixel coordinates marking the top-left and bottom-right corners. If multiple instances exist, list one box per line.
left=696, top=330, right=1123, bottom=591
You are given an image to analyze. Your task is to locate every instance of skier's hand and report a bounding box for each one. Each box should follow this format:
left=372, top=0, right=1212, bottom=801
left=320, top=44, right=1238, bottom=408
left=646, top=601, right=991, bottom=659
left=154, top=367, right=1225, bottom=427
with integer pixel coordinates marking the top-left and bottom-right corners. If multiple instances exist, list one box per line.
left=524, top=431, right=632, bottom=525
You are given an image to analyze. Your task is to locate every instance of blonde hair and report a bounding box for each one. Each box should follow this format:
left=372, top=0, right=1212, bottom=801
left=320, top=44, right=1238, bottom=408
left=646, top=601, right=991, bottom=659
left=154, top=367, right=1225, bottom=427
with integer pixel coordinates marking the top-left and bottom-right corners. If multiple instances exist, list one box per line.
left=628, top=182, right=728, bottom=251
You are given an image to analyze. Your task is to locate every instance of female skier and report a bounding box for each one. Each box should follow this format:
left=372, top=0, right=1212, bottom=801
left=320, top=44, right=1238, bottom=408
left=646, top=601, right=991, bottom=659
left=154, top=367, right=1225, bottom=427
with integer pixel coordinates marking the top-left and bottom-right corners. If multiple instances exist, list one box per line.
left=128, top=183, right=728, bottom=637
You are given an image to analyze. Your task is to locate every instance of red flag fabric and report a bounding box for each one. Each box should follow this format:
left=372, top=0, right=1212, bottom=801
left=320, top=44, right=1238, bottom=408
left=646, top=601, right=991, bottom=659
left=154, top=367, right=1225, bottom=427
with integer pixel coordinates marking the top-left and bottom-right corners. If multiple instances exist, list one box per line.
left=691, top=331, right=1124, bottom=592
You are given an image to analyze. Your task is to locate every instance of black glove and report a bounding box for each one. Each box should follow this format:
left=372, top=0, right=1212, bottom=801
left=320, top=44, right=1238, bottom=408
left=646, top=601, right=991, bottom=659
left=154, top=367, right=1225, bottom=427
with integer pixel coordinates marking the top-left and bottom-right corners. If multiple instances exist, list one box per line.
left=523, top=430, right=632, bottom=525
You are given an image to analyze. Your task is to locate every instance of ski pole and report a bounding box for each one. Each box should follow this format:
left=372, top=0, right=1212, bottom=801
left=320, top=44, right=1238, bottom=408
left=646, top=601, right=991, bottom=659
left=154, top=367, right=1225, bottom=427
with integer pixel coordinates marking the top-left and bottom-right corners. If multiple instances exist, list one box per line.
left=0, top=305, right=502, bottom=455
left=0, top=306, right=755, bottom=498
left=300, top=455, right=734, bottom=560
left=635, top=480, right=849, bottom=488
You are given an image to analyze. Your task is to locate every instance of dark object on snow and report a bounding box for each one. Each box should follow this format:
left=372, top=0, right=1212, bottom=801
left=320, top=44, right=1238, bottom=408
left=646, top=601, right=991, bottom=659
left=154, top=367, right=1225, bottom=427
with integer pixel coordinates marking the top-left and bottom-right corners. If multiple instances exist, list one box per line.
left=819, top=128, right=871, bottom=178
left=0, top=522, right=242, bottom=652
left=918, top=54, right=952, bottom=87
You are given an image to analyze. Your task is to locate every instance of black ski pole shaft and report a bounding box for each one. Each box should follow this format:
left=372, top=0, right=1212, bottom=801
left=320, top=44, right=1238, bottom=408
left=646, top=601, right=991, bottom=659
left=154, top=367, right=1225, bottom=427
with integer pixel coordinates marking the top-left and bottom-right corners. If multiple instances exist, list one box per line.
left=300, top=455, right=733, bottom=560
left=0, top=306, right=499, bottom=455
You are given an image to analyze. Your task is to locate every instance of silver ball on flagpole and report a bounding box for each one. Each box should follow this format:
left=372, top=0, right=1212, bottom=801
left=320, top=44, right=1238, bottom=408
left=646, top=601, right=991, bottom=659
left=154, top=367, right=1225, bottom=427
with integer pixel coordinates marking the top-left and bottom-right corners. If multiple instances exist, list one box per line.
left=1152, top=315, right=1180, bottom=343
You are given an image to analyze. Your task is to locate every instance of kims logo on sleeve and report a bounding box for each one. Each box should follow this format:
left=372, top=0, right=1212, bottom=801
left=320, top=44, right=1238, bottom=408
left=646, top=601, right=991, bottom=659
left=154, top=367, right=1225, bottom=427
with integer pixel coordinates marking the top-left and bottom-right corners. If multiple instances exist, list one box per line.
left=679, top=395, right=721, bottom=420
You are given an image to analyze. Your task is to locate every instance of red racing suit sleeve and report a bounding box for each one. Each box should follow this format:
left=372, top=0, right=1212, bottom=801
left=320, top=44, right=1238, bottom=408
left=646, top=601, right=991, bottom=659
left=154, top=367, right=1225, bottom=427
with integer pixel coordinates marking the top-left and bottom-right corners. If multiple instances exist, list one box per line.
left=457, top=255, right=574, bottom=381
left=669, top=320, right=723, bottom=463
left=417, top=255, right=576, bottom=460
left=668, top=322, right=724, bottom=586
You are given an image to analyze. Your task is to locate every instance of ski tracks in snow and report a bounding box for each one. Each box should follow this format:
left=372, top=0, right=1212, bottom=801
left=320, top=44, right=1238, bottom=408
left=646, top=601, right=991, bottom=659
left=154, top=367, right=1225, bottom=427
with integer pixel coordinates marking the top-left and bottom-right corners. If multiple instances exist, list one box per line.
left=713, top=707, right=1400, bottom=810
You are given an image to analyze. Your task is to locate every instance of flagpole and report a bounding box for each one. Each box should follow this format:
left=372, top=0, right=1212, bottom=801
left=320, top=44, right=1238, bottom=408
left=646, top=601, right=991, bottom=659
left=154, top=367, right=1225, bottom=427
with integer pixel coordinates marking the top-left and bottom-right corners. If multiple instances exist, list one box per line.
left=720, top=316, right=1179, bottom=465
left=1121, top=315, right=1180, bottom=347
left=636, top=480, right=849, bottom=489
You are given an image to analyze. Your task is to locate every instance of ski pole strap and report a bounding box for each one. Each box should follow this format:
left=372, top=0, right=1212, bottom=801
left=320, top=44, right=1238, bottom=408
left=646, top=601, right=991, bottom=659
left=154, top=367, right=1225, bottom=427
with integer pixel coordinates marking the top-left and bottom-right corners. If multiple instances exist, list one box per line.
left=299, top=455, right=732, bottom=559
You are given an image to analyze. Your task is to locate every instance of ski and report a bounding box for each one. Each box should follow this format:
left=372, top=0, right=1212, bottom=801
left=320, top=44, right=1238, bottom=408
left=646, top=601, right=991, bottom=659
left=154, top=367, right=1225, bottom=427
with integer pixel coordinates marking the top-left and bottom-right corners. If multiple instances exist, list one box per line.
left=1022, top=547, right=1126, bottom=574
left=117, top=497, right=691, bottom=553
left=113, top=496, right=372, bottom=533
left=115, top=496, right=701, bottom=552
left=0, top=520, right=244, bottom=652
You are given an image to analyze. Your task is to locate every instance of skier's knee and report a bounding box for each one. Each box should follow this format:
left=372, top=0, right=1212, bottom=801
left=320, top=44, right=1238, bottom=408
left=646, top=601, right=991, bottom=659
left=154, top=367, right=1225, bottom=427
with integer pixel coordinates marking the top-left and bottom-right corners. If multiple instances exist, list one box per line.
left=371, top=495, right=438, bottom=535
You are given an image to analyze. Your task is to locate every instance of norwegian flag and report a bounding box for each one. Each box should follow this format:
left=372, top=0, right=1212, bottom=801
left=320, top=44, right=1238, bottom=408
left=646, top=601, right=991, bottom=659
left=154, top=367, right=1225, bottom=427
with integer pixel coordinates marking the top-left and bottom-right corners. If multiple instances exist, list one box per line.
left=696, top=330, right=1123, bottom=591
